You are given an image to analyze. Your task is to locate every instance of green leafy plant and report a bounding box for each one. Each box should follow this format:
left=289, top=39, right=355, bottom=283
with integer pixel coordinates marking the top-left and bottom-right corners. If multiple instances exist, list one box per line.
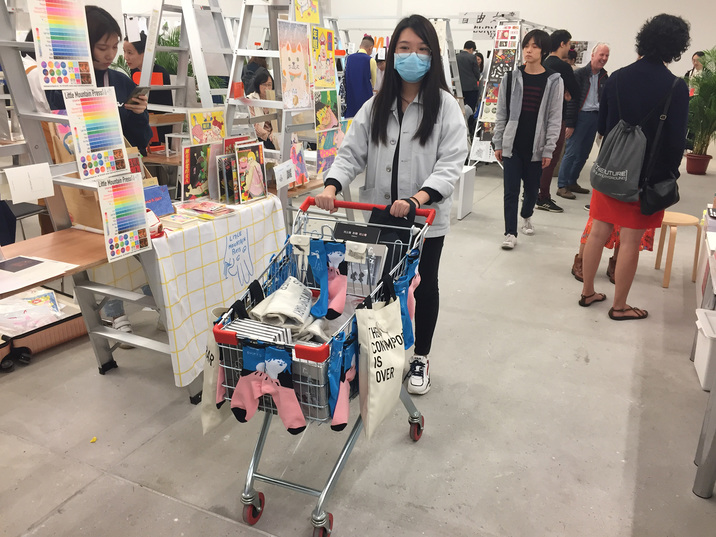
left=687, top=48, right=716, bottom=155
left=113, top=24, right=228, bottom=94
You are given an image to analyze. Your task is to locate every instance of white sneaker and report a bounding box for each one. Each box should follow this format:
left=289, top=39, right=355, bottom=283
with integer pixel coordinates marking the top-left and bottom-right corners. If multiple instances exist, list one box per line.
left=501, top=234, right=517, bottom=250
left=521, top=217, right=535, bottom=236
left=407, top=355, right=431, bottom=395
left=112, top=315, right=135, bottom=349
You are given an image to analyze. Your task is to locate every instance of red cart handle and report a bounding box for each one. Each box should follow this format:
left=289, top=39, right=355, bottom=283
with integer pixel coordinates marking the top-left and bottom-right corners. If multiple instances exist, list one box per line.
left=299, top=196, right=436, bottom=226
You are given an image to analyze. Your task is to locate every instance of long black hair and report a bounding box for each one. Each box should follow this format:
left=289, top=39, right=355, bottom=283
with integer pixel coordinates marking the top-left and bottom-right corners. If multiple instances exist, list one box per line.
left=370, top=14, right=449, bottom=146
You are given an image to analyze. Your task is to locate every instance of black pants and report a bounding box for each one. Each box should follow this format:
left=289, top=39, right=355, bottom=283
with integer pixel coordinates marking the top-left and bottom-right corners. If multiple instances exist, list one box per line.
left=463, top=90, right=479, bottom=114
left=414, top=236, right=445, bottom=356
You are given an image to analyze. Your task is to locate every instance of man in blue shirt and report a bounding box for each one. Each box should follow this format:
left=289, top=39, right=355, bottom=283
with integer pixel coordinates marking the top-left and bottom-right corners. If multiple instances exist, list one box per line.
left=344, top=36, right=376, bottom=118
left=556, top=43, right=610, bottom=200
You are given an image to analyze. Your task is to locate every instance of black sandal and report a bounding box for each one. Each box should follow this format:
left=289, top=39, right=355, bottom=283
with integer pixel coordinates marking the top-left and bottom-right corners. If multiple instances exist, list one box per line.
left=579, top=292, right=607, bottom=307
left=608, top=306, right=648, bottom=320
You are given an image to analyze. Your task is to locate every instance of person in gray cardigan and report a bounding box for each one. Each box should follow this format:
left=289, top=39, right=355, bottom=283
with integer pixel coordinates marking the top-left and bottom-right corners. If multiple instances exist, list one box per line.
left=492, top=29, right=563, bottom=250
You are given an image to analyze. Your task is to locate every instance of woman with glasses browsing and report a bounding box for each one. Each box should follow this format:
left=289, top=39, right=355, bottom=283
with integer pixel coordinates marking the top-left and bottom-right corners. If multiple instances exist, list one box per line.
left=315, top=14, right=467, bottom=395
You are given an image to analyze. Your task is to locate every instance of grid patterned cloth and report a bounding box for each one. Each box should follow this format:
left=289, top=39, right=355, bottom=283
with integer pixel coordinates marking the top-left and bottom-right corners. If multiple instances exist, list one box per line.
left=90, top=195, right=286, bottom=387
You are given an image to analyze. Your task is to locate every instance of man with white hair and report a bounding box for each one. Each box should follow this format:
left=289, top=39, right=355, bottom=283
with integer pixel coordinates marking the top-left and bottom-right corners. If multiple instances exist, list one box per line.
left=556, top=43, right=610, bottom=200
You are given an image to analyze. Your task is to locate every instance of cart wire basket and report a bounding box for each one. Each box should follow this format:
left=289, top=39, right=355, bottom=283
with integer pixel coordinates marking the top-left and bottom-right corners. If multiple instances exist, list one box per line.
left=213, top=197, right=435, bottom=536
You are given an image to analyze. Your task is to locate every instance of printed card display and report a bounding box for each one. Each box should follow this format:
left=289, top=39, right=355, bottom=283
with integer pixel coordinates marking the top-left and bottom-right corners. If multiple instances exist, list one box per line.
left=182, top=143, right=211, bottom=200
left=273, top=160, right=295, bottom=190
left=27, top=0, right=96, bottom=89
left=294, top=0, right=320, bottom=24
left=314, top=90, right=340, bottom=133
left=312, top=27, right=335, bottom=88
left=188, top=108, right=226, bottom=144
left=290, top=143, right=308, bottom=186
left=277, top=20, right=312, bottom=110
left=235, top=143, right=267, bottom=203
left=97, top=173, right=151, bottom=262
left=64, top=86, right=128, bottom=178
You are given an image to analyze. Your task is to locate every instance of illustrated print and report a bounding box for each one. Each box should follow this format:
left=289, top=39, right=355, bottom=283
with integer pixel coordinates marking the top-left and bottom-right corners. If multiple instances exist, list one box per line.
left=312, top=27, right=335, bottom=88
left=294, top=0, right=319, bottom=24
left=188, top=108, right=226, bottom=144
left=290, top=143, right=308, bottom=186
left=314, top=90, right=339, bottom=132
left=278, top=20, right=312, bottom=110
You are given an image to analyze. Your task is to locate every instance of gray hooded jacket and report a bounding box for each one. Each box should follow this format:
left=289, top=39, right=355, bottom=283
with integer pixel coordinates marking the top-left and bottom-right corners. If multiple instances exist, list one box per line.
left=491, top=68, right=564, bottom=161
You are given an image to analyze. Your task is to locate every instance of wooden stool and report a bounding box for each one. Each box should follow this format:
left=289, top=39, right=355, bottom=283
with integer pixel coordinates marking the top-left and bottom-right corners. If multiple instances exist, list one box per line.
left=655, top=211, right=701, bottom=288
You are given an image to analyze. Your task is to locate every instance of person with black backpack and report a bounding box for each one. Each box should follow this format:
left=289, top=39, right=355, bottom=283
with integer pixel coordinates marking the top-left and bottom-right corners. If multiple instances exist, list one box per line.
left=578, top=14, right=690, bottom=320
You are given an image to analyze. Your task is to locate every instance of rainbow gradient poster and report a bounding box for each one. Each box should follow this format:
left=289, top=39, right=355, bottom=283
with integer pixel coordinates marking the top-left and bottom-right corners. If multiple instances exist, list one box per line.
left=64, top=87, right=128, bottom=179
left=27, top=0, right=96, bottom=89
left=97, top=173, right=151, bottom=262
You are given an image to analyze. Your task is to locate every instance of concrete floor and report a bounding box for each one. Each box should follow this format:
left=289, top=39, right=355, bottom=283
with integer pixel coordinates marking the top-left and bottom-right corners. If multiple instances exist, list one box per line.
left=3, top=159, right=716, bottom=536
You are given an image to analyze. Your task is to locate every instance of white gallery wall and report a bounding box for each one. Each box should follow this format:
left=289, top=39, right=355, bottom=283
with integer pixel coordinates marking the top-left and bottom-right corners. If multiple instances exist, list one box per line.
left=91, top=0, right=715, bottom=77
left=328, top=0, right=715, bottom=77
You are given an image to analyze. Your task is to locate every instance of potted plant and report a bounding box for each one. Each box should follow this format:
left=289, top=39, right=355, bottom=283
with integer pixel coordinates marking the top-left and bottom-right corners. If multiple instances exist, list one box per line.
left=686, top=48, right=716, bottom=175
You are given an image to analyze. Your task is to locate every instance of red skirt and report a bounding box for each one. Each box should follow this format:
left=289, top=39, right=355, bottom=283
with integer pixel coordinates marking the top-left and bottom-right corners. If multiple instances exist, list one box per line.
left=589, top=190, right=664, bottom=230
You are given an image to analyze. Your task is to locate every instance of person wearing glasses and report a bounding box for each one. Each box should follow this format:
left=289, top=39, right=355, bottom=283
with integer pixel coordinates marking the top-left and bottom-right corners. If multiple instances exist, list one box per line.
left=315, top=14, right=467, bottom=395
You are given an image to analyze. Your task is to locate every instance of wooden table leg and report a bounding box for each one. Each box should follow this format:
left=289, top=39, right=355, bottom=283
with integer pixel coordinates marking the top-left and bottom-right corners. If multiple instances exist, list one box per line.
left=655, top=223, right=668, bottom=270
left=662, top=227, right=678, bottom=288
left=693, top=224, right=702, bottom=283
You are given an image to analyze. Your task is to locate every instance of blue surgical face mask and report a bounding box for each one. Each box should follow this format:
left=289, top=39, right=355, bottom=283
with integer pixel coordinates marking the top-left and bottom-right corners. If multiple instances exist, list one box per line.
left=394, top=52, right=431, bottom=83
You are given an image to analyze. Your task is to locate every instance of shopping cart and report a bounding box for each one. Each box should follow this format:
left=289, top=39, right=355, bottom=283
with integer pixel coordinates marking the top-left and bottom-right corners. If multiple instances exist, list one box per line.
left=213, top=197, right=435, bottom=536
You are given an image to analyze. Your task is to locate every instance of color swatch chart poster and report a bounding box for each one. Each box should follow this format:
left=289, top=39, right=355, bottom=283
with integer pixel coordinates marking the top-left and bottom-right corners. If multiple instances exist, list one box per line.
left=27, top=0, right=96, bottom=89
left=97, top=173, right=152, bottom=262
left=63, top=87, right=128, bottom=179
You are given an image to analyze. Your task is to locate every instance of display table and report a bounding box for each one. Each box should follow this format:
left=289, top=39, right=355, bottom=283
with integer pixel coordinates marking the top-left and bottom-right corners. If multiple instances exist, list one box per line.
left=89, top=195, right=286, bottom=387
left=1, top=228, right=106, bottom=299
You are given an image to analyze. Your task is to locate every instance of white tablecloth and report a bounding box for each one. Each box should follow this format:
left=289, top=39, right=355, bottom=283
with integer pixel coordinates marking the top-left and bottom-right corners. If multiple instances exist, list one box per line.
left=90, top=195, right=286, bottom=386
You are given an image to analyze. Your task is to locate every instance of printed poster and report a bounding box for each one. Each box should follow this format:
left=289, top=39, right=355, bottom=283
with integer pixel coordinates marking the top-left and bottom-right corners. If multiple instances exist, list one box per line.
left=290, top=143, right=308, bottom=186
left=27, top=0, right=96, bottom=89
left=217, top=153, right=239, bottom=204
left=312, top=27, right=335, bottom=88
left=187, top=108, right=226, bottom=144
left=314, top=90, right=339, bottom=133
left=182, top=143, right=211, bottom=200
left=478, top=40, right=517, bottom=123
left=294, top=0, right=320, bottom=24
left=235, top=143, right=267, bottom=203
left=459, top=12, right=520, bottom=40
left=63, top=86, right=128, bottom=179
left=278, top=20, right=312, bottom=110
left=97, top=172, right=151, bottom=262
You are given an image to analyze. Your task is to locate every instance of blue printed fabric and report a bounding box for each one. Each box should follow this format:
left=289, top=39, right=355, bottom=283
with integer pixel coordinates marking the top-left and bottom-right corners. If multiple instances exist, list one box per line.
left=309, top=239, right=328, bottom=318
left=393, top=249, right=420, bottom=349
left=327, top=331, right=346, bottom=415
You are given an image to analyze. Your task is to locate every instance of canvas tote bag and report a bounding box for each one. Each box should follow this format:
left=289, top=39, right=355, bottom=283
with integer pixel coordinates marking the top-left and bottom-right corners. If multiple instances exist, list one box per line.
left=201, top=307, right=230, bottom=435
left=356, top=275, right=404, bottom=439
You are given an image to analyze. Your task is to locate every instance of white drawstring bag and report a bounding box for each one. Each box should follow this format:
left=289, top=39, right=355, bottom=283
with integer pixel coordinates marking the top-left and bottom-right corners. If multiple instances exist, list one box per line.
left=356, top=275, right=404, bottom=439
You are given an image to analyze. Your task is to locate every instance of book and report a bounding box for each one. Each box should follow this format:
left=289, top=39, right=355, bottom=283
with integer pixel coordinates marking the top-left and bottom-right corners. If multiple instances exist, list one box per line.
left=182, top=142, right=212, bottom=200
left=143, top=185, right=174, bottom=217
left=235, top=143, right=267, bottom=203
left=160, top=213, right=199, bottom=229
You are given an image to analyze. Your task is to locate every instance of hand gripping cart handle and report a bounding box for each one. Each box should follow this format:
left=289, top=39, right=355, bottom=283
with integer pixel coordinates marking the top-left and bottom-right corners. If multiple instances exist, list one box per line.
left=215, top=199, right=431, bottom=536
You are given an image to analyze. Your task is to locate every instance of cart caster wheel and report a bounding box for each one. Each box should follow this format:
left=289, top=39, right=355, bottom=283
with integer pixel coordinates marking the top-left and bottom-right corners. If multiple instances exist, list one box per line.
left=409, top=415, right=424, bottom=442
left=312, top=512, right=333, bottom=537
left=242, top=492, right=265, bottom=525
